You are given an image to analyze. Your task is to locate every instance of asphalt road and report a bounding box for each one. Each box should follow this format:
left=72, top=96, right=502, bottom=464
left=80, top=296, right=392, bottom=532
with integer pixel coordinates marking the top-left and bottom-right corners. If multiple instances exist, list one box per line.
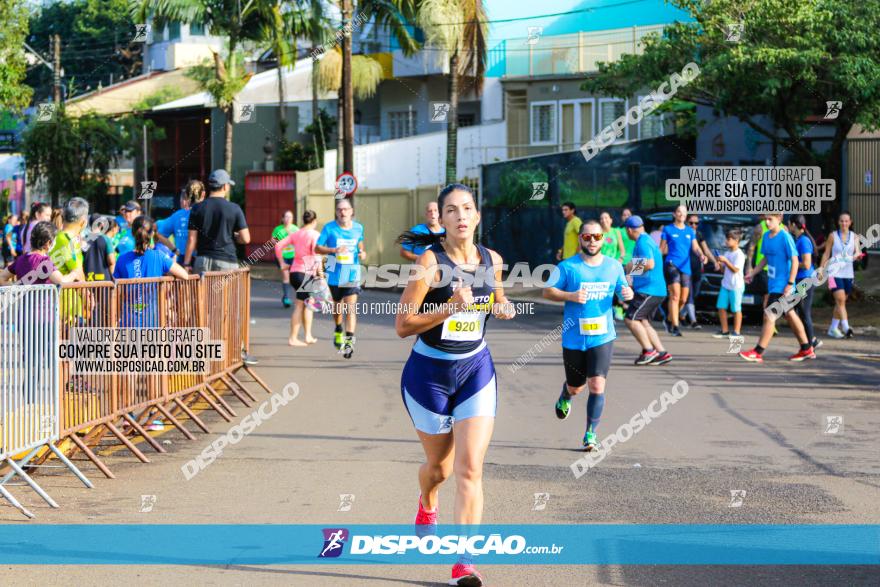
left=5, top=279, right=880, bottom=586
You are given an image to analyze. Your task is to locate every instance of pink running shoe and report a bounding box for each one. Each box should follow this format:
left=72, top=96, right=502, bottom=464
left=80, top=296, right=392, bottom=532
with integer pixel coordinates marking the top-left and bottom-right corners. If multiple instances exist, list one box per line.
left=415, top=495, right=437, bottom=537
left=449, top=562, right=483, bottom=586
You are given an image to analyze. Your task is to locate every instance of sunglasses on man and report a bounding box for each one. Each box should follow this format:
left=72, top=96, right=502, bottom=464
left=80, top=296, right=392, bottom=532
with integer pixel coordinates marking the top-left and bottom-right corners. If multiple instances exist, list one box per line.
left=580, top=233, right=604, bottom=242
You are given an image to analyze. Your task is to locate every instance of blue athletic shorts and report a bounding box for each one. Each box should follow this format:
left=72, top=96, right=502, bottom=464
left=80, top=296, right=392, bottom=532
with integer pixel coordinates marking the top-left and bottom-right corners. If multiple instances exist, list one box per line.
left=830, top=277, right=853, bottom=294
left=401, top=341, right=497, bottom=435
left=717, top=286, right=744, bottom=313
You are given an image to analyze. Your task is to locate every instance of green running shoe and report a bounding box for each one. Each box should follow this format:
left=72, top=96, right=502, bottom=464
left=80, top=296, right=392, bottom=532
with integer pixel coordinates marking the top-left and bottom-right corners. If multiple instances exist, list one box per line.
left=333, top=329, right=343, bottom=349
left=555, top=384, right=571, bottom=420
left=583, top=430, right=599, bottom=452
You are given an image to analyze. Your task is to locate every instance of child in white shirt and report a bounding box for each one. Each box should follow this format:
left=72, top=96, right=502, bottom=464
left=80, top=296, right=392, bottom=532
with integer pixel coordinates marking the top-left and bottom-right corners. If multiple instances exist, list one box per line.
left=714, top=229, right=746, bottom=337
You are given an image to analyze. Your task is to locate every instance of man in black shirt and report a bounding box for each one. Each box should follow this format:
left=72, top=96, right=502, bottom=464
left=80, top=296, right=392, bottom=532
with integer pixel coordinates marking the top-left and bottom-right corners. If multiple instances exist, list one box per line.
left=184, top=169, right=250, bottom=274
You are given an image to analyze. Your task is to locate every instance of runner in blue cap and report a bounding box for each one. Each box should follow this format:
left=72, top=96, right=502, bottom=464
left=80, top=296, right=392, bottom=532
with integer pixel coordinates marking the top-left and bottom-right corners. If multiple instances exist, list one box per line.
left=622, top=215, right=672, bottom=365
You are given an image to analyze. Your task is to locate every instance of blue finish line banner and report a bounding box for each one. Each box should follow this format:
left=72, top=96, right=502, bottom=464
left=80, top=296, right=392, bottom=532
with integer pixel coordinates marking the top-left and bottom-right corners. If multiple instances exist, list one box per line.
left=1, top=525, right=878, bottom=565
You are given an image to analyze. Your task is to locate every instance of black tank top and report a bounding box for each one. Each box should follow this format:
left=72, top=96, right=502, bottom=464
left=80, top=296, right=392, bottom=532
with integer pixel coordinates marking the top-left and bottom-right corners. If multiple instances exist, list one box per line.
left=417, top=243, right=496, bottom=355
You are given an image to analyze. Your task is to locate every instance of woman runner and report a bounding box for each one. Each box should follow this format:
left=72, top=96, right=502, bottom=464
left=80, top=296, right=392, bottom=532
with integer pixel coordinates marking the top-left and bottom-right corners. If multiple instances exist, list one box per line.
left=395, top=183, right=515, bottom=587
left=789, top=215, right=821, bottom=349
left=820, top=211, right=863, bottom=339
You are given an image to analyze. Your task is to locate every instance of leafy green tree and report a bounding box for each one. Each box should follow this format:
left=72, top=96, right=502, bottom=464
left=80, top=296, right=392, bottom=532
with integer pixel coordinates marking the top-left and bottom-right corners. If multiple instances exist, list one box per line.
left=0, top=0, right=33, bottom=111
left=27, top=0, right=142, bottom=101
left=259, top=0, right=328, bottom=149
left=277, top=107, right=336, bottom=171
left=583, top=0, right=880, bottom=217
left=20, top=107, right=124, bottom=206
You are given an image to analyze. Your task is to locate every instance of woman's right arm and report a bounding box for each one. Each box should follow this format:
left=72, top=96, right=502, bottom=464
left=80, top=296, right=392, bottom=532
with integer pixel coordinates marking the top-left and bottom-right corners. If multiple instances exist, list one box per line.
left=820, top=232, right=833, bottom=266
left=395, top=251, right=461, bottom=338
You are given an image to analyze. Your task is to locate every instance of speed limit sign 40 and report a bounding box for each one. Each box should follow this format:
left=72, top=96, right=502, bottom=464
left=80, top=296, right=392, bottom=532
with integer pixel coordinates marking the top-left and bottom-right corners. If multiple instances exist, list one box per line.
left=335, top=172, right=358, bottom=198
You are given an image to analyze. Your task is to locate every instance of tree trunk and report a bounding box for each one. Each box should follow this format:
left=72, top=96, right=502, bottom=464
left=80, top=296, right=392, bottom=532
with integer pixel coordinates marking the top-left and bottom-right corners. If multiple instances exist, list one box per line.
left=446, top=51, right=459, bottom=185
left=311, top=44, right=325, bottom=160
left=311, top=44, right=320, bottom=125
left=336, top=96, right=344, bottom=176
left=224, top=106, right=233, bottom=186
left=277, top=58, right=287, bottom=148
left=341, top=0, right=354, bottom=177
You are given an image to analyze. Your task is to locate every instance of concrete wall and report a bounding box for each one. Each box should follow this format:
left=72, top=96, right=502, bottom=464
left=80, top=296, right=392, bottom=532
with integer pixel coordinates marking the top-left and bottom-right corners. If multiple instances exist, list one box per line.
left=323, top=122, right=507, bottom=190
left=299, top=184, right=449, bottom=267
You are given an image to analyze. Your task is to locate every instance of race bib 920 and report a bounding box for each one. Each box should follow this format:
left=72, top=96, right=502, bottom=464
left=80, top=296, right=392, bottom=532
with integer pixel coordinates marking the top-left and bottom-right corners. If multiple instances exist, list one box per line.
left=441, top=312, right=484, bottom=341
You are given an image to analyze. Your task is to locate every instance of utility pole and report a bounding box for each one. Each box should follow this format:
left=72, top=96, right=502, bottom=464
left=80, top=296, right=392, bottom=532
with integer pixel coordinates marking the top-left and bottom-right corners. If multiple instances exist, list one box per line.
left=53, top=34, right=61, bottom=105
left=341, top=0, right=354, bottom=176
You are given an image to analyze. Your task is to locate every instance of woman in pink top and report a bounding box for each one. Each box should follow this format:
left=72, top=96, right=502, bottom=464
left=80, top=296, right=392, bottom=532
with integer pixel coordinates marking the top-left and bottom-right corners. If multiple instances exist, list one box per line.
left=275, top=210, right=322, bottom=346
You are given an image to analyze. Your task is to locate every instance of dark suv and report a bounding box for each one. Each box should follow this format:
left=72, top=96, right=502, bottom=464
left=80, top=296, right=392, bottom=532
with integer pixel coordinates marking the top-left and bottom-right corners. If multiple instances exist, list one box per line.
left=642, top=212, right=765, bottom=322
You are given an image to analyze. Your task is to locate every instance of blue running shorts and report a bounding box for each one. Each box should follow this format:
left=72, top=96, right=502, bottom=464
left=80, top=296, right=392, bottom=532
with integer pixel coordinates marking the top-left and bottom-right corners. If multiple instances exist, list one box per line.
left=401, top=341, right=497, bottom=435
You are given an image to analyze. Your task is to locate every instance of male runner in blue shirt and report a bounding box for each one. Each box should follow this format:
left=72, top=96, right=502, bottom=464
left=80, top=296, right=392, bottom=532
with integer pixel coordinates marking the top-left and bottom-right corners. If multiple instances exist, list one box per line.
left=543, top=219, right=633, bottom=451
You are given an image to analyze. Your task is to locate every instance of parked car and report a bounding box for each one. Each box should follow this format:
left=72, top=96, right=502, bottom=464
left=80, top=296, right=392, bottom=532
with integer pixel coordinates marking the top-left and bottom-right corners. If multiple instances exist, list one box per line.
left=642, top=212, right=765, bottom=322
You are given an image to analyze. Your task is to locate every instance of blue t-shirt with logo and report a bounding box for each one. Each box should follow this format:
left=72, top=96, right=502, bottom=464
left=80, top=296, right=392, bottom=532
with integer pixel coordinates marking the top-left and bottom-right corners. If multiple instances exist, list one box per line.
left=551, top=255, right=627, bottom=351
left=113, top=249, right=174, bottom=327
left=761, top=229, right=798, bottom=294
left=401, top=223, right=445, bottom=256
left=795, top=234, right=815, bottom=281
left=317, top=220, right=364, bottom=286
left=157, top=209, right=191, bottom=256
left=632, top=233, right=666, bottom=296
left=661, top=224, right=695, bottom=274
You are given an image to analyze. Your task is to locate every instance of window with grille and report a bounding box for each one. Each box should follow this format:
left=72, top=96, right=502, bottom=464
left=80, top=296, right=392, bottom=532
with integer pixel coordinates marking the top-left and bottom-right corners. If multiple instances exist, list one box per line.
left=389, top=110, right=416, bottom=139
left=530, top=101, right=556, bottom=144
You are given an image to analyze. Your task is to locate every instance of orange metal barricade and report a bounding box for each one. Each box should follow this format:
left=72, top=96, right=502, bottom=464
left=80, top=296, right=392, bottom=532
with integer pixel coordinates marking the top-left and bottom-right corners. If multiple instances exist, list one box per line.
left=51, top=268, right=266, bottom=477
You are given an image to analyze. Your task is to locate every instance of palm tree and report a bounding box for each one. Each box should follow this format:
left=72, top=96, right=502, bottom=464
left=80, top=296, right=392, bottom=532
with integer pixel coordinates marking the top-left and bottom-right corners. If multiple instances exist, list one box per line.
left=315, top=48, right=384, bottom=174
left=417, top=0, right=487, bottom=183
left=338, top=1, right=422, bottom=173
left=259, top=0, right=329, bottom=150
left=130, top=0, right=265, bottom=173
